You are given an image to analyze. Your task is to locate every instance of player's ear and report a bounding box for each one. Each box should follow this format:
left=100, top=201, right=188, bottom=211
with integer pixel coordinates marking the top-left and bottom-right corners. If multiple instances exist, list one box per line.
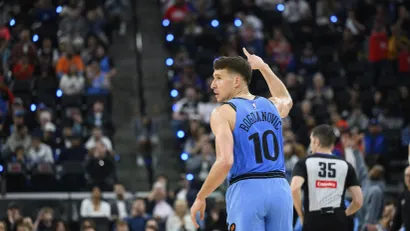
left=233, top=75, right=241, bottom=87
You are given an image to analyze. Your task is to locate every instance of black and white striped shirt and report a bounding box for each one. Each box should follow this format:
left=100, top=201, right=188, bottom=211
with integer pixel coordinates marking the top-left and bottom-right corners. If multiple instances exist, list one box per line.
left=293, top=153, right=360, bottom=212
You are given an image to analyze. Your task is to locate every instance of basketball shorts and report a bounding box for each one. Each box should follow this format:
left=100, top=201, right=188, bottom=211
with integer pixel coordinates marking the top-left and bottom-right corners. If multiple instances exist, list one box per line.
left=225, top=178, right=293, bottom=231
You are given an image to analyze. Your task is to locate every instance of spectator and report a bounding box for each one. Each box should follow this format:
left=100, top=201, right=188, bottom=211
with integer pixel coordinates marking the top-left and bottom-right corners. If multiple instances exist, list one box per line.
left=284, top=141, right=299, bottom=182
left=398, top=41, right=410, bottom=82
left=59, top=64, right=85, bottom=95
left=172, top=63, right=204, bottom=91
left=360, top=165, right=386, bottom=230
left=145, top=218, right=159, bottom=231
left=115, top=220, right=129, bottom=231
left=2, top=202, right=22, bottom=231
left=283, top=0, right=311, bottom=24
left=59, top=0, right=87, bottom=38
left=347, top=106, right=369, bottom=131
left=56, top=46, right=85, bottom=78
left=183, top=119, right=206, bottom=155
left=54, top=221, right=68, bottom=231
left=57, top=134, right=87, bottom=163
left=94, top=45, right=116, bottom=76
left=345, top=9, right=365, bottom=36
left=21, top=217, right=33, bottom=231
left=33, top=207, right=56, bottom=231
left=86, top=60, right=111, bottom=95
left=165, top=199, right=196, bottom=231
left=2, top=125, right=31, bottom=157
left=125, top=198, right=150, bottom=231
left=80, top=186, right=111, bottom=218
left=12, top=56, right=35, bottom=80
left=391, top=166, right=410, bottom=231
left=172, top=87, right=199, bottom=129
left=367, top=202, right=396, bottom=231
left=85, top=141, right=116, bottom=189
left=239, top=24, right=264, bottom=57
left=204, top=197, right=227, bottom=231
left=186, top=140, right=215, bottom=183
left=298, top=42, right=319, bottom=75
left=136, top=116, right=158, bottom=185
left=197, top=95, right=220, bottom=125
left=266, top=28, right=293, bottom=75
left=37, top=38, right=59, bottom=67
left=236, top=12, right=264, bottom=39
left=146, top=182, right=173, bottom=223
left=284, top=73, right=305, bottom=103
left=41, top=122, right=58, bottom=150
left=364, top=119, right=386, bottom=168
left=11, top=29, right=37, bottom=65
left=368, top=21, right=388, bottom=85
left=87, top=101, right=112, bottom=132
left=85, top=126, right=113, bottom=153
left=69, top=109, right=86, bottom=136
left=110, top=184, right=130, bottom=220
left=163, top=0, right=190, bottom=23
left=26, top=132, right=54, bottom=167
left=82, top=35, right=100, bottom=64
left=9, top=145, right=28, bottom=165
left=81, top=219, right=96, bottom=230
left=305, top=73, right=333, bottom=123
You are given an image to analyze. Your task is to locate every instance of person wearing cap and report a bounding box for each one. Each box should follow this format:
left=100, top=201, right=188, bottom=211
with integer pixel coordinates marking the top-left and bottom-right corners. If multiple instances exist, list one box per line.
left=26, top=131, right=54, bottom=167
left=2, top=202, right=22, bottom=231
left=42, top=122, right=58, bottom=149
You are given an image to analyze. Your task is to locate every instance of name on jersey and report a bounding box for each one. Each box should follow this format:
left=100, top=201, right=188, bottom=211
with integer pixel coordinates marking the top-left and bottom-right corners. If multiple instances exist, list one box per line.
left=239, top=111, right=282, bottom=132
left=316, top=180, right=337, bottom=188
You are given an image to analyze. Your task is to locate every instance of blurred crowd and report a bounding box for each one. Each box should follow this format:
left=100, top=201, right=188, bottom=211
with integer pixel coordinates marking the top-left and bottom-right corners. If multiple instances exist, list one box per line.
left=0, top=0, right=131, bottom=192
left=163, top=0, right=410, bottom=230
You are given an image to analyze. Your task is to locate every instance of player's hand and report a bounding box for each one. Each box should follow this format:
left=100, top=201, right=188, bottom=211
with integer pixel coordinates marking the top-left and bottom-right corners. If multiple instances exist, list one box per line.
left=190, top=197, right=206, bottom=228
left=243, top=47, right=266, bottom=70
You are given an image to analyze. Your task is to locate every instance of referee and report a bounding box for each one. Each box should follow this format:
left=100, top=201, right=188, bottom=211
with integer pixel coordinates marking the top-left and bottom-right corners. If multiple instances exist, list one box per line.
left=290, top=124, right=363, bottom=231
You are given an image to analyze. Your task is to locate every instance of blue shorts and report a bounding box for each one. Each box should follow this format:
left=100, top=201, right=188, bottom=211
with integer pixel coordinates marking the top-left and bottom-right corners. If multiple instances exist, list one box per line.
left=226, top=178, right=293, bottom=231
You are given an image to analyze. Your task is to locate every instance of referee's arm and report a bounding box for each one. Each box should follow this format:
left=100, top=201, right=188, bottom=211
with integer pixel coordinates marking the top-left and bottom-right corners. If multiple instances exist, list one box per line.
left=291, top=159, right=307, bottom=224
left=345, top=162, right=363, bottom=216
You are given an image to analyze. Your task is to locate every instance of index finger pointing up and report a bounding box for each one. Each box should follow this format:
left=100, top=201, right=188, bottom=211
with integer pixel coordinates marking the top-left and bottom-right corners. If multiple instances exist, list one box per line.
left=243, top=47, right=251, bottom=57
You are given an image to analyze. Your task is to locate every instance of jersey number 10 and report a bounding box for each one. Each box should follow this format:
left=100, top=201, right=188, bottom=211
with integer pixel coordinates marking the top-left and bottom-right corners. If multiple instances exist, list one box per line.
left=249, top=130, right=279, bottom=163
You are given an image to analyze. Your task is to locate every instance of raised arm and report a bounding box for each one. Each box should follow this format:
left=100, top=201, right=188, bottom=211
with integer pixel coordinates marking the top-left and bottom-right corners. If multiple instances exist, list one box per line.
left=243, top=48, right=293, bottom=118
left=190, top=104, right=235, bottom=228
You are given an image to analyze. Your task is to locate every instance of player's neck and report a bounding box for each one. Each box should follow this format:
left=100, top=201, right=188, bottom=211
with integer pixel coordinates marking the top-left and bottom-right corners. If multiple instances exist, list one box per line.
left=233, top=86, right=253, bottom=99
left=314, top=148, right=333, bottom=155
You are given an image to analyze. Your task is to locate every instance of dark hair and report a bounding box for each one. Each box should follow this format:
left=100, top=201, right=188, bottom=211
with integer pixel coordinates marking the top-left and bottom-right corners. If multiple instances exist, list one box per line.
left=213, top=56, right=252, bottom=85
left=311, top=124, right=336, bottom=148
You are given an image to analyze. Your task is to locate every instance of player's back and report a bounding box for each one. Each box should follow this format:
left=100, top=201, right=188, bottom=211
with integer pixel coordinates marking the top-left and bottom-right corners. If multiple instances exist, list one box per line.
left=224, top=96, right=285, bottom=181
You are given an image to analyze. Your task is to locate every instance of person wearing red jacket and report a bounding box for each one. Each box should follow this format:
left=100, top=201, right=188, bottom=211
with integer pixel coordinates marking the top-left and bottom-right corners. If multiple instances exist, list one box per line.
left=368, top=22, right=388, bottom=86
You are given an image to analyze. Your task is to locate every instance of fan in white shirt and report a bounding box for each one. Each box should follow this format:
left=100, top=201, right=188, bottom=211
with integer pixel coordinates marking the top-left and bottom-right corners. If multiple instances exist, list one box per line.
left=80, top=186, right=111, bottom=218
left=27, top=135, right=54, bottom=167
left=151, top=182, right=173, bottom=221
left=59, top=65, right=85, bottom=95
left=197, top=95, right=220, bottom=124
left=85, top=126, right=113, bottom=152
left=166, top=200, right=196, bottom=231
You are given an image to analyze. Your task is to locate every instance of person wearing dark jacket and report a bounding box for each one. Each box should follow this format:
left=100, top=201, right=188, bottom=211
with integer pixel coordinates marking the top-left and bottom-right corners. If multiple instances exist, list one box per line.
left=391, top=166, right=410, bottom=231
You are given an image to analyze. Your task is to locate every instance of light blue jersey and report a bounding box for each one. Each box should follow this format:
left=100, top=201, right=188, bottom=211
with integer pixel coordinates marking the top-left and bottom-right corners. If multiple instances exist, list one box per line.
left=223, top=96, right=292, bottom=231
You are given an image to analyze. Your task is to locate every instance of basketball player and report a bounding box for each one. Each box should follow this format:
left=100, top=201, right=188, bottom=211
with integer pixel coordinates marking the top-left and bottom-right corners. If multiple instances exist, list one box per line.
left=190, top=48, right=294, bottom=231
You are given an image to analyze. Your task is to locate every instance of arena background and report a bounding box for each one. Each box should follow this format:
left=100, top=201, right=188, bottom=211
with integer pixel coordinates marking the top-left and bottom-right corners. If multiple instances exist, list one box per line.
left=0, top=0, right=408, bottom=231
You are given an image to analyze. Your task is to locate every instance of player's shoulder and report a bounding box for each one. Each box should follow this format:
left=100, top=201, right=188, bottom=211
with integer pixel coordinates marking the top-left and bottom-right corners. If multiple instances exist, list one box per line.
left=211, top=103, right=236, bottom=120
